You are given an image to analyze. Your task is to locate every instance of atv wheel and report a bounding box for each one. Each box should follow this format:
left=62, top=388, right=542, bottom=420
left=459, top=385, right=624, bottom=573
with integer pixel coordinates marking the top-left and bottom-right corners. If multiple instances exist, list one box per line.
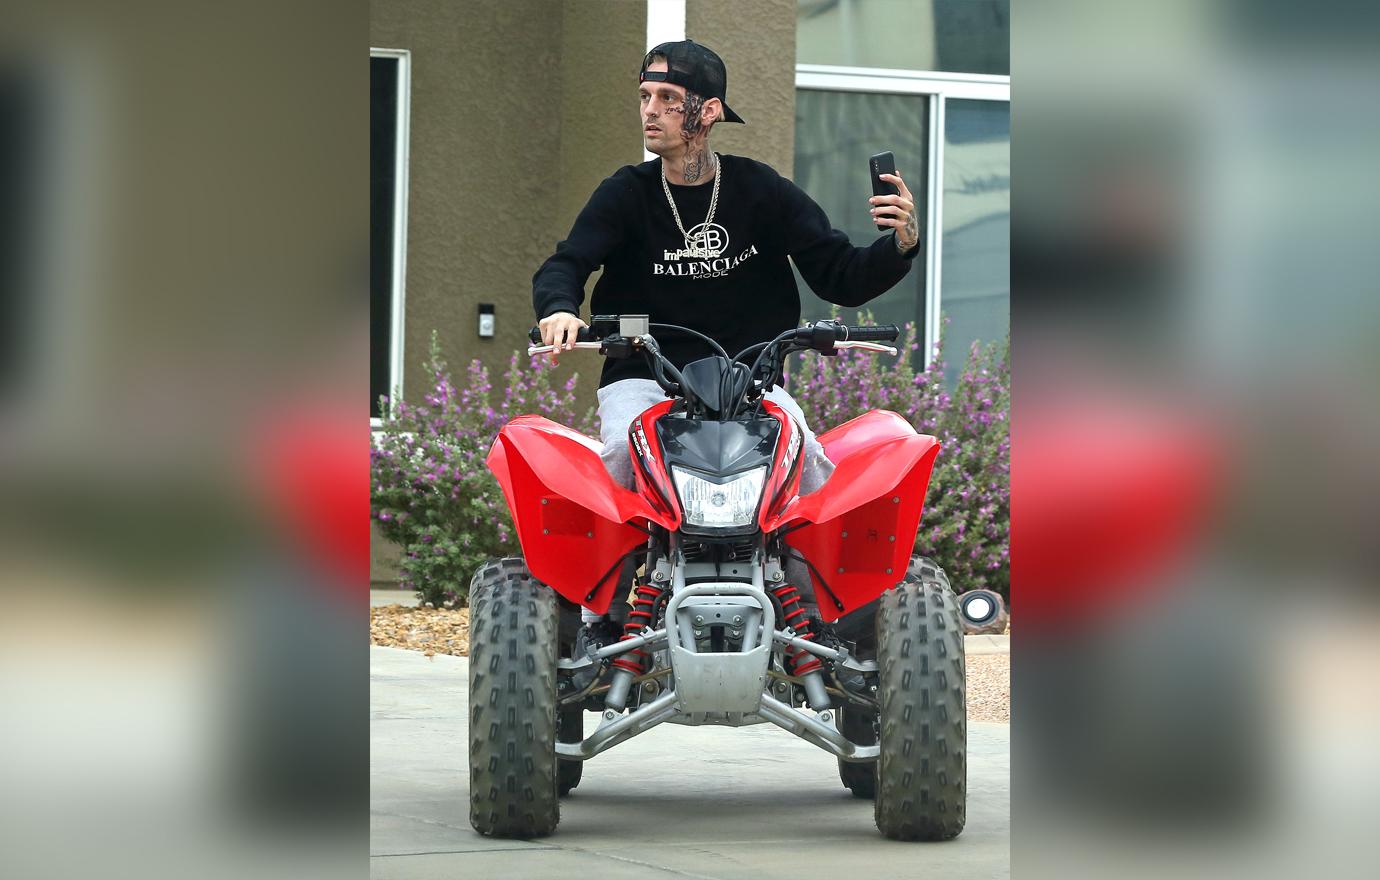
left=468, top=558, right=560, bottom=838
left=557, top=705, right=583, bottom=796
left=874, top=560, right=966, bottom=841
left=837, top=704, right=878, bottom=799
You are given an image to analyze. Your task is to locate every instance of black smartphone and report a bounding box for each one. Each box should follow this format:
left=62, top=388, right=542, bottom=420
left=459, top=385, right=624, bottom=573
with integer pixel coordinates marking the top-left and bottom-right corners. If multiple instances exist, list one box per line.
left=869, top=151, right=898, bottom=231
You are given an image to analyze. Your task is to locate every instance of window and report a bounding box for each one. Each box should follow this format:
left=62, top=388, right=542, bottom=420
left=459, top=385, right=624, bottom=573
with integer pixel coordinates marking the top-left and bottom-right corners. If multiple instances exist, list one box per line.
left=795, top=63, right=1008, bottom=381
left=793, top=89, right=929, bottom=333
left=370, top=50, right=410, bottom=421
left=940, top=98, right=1009, bottom=384
left=797, top=0, right=1010, bottom=76
left=0, top=67, right=41, bottom=403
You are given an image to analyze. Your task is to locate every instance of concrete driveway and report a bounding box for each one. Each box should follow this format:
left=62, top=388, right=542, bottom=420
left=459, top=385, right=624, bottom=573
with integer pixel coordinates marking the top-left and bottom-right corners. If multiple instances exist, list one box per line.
left=371, top=645, right=1009, bottom=880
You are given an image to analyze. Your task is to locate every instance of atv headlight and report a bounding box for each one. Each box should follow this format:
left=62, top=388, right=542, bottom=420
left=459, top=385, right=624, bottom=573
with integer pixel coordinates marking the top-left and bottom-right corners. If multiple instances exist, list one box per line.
left=670, top=466, right=767, bottom=530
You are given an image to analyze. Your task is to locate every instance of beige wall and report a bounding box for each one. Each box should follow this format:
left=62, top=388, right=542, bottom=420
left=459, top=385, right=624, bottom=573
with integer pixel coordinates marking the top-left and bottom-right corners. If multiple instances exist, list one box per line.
left=558, top=5, right=647, bottom=237
left=686, top=0, right=798, bottom=178
left=550, top=3, right=647, bottom=417
left=370, top=0, right=646, bottom=585
left=370, top=0, right=644, bottom=420
left=370, top=521, right=401, bottom=586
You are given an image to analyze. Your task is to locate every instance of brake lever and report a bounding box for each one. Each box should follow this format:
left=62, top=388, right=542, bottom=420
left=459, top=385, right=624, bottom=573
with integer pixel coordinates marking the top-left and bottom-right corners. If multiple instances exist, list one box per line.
left=831, top=341, right=898, bottom=356
left=526, top=342, right=605, bottom=356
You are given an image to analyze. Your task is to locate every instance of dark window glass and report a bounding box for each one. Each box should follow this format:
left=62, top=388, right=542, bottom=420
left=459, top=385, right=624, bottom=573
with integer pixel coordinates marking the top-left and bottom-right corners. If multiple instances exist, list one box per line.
left=0, top=67, right=40, bottom=401
left=798, top=0, right=1010, bottom=76
left=792, top=89, right=929, bottom=349
left=940, top=98, right=1009, bottom=384
left=370, top=57, right=399, bottom=419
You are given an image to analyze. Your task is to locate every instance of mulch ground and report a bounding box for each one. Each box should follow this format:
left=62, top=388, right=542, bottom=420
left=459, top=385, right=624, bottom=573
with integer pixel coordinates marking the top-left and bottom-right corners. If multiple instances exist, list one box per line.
left=370, top=604, right=470, bottom=658
left=370, top=604, right=1009, bottom=723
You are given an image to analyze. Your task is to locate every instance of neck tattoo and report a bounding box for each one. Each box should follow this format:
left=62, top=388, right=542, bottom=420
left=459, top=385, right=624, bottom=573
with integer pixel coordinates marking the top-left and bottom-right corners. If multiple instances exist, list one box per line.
left=682, top=147, right=715, bottom=184
left=661, top=152, right=722, bottom=258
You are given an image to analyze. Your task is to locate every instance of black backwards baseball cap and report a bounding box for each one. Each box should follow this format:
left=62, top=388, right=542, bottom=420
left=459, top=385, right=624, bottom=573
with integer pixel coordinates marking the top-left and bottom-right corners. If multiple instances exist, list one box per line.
left=639, top=39, right=746, bottom=124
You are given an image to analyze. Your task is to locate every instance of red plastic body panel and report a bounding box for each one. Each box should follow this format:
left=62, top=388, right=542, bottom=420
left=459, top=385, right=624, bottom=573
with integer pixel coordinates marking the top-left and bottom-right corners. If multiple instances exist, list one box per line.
left=766, top=411, right=941, bottom=622
left=488, top=407, right=941, bottom=623
left=758, top=400, right=804, bottom=528
left=487, top=415, right=676, bottom=614
left=629, top=400, right=681, bottom=528
left=1013, top=398, right=1221, bottom=627
left=254, top=402, right=368, bottom=599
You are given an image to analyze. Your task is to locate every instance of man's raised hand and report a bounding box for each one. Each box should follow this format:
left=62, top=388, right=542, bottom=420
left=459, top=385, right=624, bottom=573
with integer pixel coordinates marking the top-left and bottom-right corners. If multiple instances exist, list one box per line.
left=870, top=172, right=920, bottom=254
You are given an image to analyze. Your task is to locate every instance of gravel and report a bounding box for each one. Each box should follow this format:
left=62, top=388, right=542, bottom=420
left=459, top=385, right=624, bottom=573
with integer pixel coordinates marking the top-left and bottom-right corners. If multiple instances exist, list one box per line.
left=370, top=604, right=1010, bottom=722
left=965, top=654, right=1010, bottom=723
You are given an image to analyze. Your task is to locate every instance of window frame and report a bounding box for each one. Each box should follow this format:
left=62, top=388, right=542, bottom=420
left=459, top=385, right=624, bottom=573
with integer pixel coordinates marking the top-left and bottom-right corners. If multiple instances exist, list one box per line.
left=795, top=64, right=1009, bottom=360
left=370, top=48, right=412, bottom=427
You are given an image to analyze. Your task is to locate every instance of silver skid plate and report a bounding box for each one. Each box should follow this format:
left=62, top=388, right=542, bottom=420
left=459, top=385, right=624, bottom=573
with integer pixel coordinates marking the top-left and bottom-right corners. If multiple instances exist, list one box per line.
left=664, top=583, right=775, bottom=715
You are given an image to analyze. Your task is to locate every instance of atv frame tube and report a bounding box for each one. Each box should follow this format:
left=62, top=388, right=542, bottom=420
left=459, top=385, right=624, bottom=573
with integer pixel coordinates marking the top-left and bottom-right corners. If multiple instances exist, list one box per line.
left=554, top=576, right=883, bottom=764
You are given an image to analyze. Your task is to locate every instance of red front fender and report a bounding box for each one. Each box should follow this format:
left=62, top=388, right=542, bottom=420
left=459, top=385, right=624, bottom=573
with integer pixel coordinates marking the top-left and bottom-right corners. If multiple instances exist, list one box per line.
left=487, top=416, right=674, bottom=614
left=767, top=411, right=941, bottom=622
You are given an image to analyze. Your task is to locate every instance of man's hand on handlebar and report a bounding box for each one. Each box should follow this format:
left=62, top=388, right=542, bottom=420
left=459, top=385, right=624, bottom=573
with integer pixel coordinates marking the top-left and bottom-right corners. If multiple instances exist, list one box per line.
left=537, top=311, right=588, bottom=364
left=526, top=316, right=898, bottom=389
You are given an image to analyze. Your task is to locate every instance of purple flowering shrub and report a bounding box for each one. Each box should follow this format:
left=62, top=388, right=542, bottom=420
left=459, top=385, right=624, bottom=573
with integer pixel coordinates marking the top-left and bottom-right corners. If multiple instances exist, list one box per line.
left=371, top=333, right=594, bottom=607
left=787, top=320, right=1010, bottom=599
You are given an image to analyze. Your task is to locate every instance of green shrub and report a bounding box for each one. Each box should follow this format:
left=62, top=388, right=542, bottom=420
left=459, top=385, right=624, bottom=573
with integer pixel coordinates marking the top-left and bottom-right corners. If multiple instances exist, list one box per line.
left=370, top=333, right=594, bottom=607
left=788, top=320, right=1009, bottom=599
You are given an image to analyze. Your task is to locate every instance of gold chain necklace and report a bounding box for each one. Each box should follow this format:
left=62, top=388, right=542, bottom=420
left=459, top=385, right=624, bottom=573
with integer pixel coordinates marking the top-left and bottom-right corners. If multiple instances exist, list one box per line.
left=660, top=152, right=721, bottom=257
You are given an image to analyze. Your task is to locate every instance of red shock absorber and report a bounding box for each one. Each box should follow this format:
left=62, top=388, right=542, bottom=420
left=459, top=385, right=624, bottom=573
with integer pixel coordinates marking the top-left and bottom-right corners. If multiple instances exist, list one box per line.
left=770, top=584, right=823, bottom=675
left=611, top=584, right=664, bottom=675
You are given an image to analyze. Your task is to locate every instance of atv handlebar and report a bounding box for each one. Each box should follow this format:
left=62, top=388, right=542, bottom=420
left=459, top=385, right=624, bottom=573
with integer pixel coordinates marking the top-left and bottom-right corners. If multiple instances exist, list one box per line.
left=524, top=321, right=898, bottom=359
left=526, top=321, right=898, bottom=349
left=839, top=323, right=900, bottom=343
left=523, top=319, right=898, bottom=416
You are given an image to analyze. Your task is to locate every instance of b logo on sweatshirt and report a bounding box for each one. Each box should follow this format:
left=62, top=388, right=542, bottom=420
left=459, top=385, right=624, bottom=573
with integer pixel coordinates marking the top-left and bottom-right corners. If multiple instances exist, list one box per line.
left=663, top=222, right=730, bottom=261
left=686, top=222, right=726, bottom=257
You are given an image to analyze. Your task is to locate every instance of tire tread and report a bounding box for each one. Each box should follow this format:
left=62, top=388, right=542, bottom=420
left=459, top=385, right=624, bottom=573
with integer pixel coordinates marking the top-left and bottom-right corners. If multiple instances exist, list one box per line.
left=468, top=557, right=561, bottom=837
left=874, top=559, right=966, bottom=840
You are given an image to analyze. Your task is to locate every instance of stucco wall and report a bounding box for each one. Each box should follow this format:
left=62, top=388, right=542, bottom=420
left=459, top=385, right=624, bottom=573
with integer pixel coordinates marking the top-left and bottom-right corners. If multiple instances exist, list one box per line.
left=553, top=1, right=647, bottom=418
left=370, top=0, right=645, bottom=585
left=370, top=521, right=401, bottom=586
left=558, top=4, right=648, bottom=235
left=371, top=0, right=563, bottom=406
left=686, top=0, right=797, bottom=178
left=370, top=0, right=644, bottom=412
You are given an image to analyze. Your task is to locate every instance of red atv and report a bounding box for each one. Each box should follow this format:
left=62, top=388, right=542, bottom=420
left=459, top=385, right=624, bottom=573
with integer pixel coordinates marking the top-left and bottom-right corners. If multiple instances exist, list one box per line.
left=471, top=315, right=966, bottom=841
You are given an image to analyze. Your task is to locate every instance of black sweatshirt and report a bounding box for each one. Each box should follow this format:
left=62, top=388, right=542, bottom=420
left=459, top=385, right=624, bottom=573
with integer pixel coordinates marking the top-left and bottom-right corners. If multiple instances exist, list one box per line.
left=532, top=154, right=920, bottom=387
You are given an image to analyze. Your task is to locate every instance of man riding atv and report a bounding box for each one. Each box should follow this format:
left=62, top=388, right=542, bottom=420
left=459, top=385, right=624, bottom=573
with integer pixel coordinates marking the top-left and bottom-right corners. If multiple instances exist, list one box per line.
left=464, top=41, right=963, bottom=843
left=533, top=39, right=922, bottom=625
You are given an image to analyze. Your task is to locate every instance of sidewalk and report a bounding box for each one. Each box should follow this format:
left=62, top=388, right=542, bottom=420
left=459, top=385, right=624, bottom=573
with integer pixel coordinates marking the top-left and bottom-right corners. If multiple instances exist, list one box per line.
left=371, top=645, right=1010, bottom=879
left=966, top=633, right=1010, bottom=654
left=370, top=588, right=418, bottom=608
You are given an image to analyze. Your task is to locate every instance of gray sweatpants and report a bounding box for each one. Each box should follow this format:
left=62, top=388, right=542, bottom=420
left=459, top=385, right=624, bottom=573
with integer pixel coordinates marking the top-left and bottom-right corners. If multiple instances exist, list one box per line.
left=587, top=379, right=833, bottom=621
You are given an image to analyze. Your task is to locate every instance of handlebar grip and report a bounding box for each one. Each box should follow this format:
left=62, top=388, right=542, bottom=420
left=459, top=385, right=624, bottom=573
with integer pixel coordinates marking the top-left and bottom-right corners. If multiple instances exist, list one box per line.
left=843, top=324, right=900, bottom=343
left=529, top=325, right=598, bottom=344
